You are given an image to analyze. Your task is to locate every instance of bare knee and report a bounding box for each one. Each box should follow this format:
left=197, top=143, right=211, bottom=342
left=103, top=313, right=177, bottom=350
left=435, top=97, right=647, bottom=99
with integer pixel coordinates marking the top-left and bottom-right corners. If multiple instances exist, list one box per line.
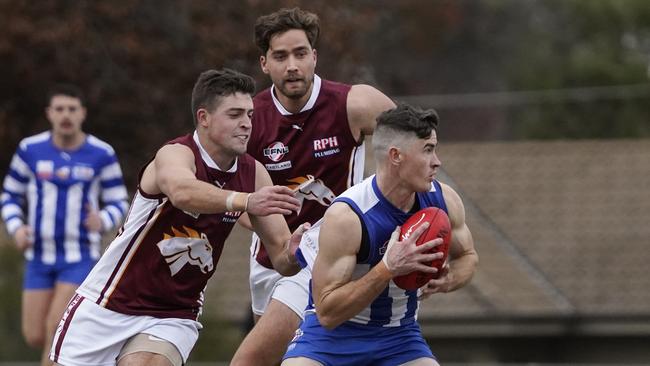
left=22, top=326, right=45, bottom=349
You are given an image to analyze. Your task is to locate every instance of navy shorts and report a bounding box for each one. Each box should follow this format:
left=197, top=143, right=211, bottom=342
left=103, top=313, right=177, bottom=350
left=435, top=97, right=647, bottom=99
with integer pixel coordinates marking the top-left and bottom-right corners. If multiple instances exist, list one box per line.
left=23, top=260, right=96, bottom=289
left=283, top=313, right=436, bottom=366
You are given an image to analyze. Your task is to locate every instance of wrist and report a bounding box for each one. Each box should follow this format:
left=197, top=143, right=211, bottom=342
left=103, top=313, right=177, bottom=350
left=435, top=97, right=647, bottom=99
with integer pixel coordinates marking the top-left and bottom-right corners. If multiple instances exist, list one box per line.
left=375, top=260, right=394, bottom=281
left=226, top=192, right=251, bottom=212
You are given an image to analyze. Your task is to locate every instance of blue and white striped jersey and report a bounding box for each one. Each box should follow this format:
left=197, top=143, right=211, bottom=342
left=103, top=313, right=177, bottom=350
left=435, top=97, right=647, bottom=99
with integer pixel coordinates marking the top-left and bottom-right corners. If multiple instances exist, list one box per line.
left=1, top=131, right=129, bottom=265
left=300, top=175, right=447, bottom=327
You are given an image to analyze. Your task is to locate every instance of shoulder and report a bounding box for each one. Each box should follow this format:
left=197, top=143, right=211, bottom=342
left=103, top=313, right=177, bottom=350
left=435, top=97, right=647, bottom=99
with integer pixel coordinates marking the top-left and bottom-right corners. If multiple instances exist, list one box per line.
left=347, top=84, right=393, bottom=112
left=440, top=182, right=466, bottom=227
left=253, top=87, right=273, bottom=107
left=18, top=131, right=51, bottom=152
left=321, top=202, right=362, bottom=244
left=86, top=134, right=117, bottom=156
left=346, top=84, right=395, bottom=133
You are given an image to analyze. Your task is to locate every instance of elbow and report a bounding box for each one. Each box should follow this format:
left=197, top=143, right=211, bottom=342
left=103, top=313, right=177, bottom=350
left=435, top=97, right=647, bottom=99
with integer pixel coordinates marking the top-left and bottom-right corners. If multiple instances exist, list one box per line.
left=167, top=188, right=193, bottom=210
left=316, top=311, right=342, bottom=330
left=314, top=296, right=343, bottom=330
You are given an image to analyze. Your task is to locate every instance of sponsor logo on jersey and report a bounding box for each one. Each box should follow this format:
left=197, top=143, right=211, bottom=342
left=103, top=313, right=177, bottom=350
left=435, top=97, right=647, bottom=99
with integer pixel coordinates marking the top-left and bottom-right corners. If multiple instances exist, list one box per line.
left=313, top=136, right=340, bottom=158
left=214, top=180, right=225, bottom=188
left=263, top=141, right=289, bottom=162
left=157, top=226, right=214, bottom=276
left=222, top=210, right=242, bottom=223
left=265, top=161, right=292, bottom=171
left=287, top=175, right=336, bottom=213
left=36, top=160, right=54, bottom=180
left=72, top=165, right=95, bottom=181
left=55, top=166, right=70, bottom=180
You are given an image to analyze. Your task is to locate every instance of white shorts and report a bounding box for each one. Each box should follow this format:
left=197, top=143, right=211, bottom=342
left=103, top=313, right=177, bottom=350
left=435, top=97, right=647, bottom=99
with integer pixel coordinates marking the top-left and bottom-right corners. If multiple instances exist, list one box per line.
left=50, top=294, right=202, bottom=366
left=249, top=233, right=311, bottom=319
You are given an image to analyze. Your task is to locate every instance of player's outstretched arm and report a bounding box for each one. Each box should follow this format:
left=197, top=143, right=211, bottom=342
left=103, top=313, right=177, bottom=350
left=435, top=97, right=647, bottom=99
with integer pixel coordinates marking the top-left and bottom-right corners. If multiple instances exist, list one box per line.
left=421, top=184, right=478, bottom=298
left=313, top=202, right=440, bottom=329
left=249, top=161, right=303, bottom=276
left=143, top=144, right=300, bottom=216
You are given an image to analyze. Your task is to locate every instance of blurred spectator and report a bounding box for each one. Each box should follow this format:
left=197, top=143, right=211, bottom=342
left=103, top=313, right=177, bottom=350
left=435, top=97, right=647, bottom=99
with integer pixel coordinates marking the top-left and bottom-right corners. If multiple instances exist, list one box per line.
left=1, top=84, right=129, bottom=365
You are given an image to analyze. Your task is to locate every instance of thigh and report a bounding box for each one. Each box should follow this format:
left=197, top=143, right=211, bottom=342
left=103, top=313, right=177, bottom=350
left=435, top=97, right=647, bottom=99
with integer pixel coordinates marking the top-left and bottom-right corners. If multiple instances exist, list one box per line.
left=118, top=352, right=173, bottom=366
left=118, top=334, right=181, bottom=366
left=281, top=357, right=325, bottom=366
left=47, top=283, right=78, bottom=330
left=399, top=358, right=440, bottom=366
left=231, top=299, right=302, bottom=365
left=22, top=288, right=53, bottom=337
left=270, top=267, right=310, bottom=318
left=249, top=254, right=283, bottom=316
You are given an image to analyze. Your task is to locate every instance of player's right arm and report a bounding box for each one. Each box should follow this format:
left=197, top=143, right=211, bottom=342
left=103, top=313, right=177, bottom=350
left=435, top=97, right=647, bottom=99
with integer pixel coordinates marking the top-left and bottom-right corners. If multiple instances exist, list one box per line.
left=140, top=143, right=299, bottom=216
left=312, top=202, right=440, bottom=329
left=1, top=147, right=33, bottom=251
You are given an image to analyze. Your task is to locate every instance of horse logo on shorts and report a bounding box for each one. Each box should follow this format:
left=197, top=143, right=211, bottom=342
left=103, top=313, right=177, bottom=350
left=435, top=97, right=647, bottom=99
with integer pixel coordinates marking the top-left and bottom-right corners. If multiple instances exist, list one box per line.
left=157, top=226, right=214, bottom=276
left=287, top=175, right=336, bottom=213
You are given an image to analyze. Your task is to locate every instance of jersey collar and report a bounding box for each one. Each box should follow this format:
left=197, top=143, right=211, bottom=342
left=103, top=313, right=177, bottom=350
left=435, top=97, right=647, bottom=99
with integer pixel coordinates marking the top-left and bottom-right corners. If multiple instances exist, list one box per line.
left=271, top=74, right=322, bottom=116
left=193, top=131, right=237, bottom=172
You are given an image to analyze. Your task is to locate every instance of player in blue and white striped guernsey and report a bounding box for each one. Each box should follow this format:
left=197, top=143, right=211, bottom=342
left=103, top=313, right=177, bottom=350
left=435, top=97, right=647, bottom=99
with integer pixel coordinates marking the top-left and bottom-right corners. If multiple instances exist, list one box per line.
left=284, top=103, right=479, bottom=366
left=1, top=84, right=128, bottom=366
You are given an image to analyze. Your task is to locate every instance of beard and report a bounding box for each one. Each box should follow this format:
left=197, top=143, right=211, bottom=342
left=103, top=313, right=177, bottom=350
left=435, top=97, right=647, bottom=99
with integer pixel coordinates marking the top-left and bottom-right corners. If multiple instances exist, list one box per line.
left=277, top=76, right=313, bottom=100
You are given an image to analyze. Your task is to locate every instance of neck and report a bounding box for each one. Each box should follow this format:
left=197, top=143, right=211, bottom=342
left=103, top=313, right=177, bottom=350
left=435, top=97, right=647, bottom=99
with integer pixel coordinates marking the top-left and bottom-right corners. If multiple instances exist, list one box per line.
left=275, top=83, right=314, bottom=114
left=197, top=132, right=236, bottom=171
left=52, top=132, right=85, bottom=151
left=375, top=168, right=416, bottom=212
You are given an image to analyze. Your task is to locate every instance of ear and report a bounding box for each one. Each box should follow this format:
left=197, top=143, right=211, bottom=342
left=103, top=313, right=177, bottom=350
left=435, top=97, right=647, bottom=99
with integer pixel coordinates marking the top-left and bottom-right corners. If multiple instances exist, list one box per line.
left=260, top=55, right=269, bottom=74
left=388, top=146, right=402, bottom=166
left=196, top=108, right=209, bottom=127
left=313, top=48, right=317, bottom=67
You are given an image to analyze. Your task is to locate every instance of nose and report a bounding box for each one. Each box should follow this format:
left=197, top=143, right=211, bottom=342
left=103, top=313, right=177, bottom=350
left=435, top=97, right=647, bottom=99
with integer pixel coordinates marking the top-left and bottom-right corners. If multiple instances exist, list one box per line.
left=287, top=55, right=299, bottom=72
left=431, top=152, right=442, bottom=168
left=241, top=114, right=252, bottom=129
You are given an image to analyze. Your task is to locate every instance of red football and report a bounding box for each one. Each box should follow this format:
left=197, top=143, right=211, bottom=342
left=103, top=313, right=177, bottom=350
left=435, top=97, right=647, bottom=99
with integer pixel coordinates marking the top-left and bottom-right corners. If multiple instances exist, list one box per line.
left=393, top=207, right=452, bottom=290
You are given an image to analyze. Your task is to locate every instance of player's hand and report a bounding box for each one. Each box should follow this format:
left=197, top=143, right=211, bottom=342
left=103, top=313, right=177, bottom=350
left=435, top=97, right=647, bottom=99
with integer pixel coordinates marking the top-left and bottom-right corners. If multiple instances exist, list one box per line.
left=13, top=225, right=33, bottom=252
left=382, top=224, right=444, bottom=277
left=287, top=222, right=311, bottom=265
left=418, top=264, right=453, bottom=300
left=246, top=185, right=301, bottom=216
left=83, top=204, right=103, bottom=232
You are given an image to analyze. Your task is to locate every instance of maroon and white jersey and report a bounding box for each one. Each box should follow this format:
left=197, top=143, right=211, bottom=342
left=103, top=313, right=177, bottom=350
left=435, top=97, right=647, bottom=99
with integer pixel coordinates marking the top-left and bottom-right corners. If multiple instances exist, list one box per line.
left=248, top=75, right=365, bottom=268
left=76, top=132, right=256, bottom=320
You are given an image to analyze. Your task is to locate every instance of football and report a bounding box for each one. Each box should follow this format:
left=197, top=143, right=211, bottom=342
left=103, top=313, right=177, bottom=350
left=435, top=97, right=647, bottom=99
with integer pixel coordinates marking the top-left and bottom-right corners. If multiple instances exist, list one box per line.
left=392, top=207, right=452, bottom=290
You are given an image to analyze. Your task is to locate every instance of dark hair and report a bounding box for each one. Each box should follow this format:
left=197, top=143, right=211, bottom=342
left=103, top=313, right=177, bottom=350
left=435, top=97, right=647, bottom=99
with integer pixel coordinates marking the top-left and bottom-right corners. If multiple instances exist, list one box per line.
left=376, top=103, right=439, bottom=139
left=254, top=7, right=320, bottom=54
left=47, top=84, right=85, bottom=106
left=191, top=68, right=256, bottom=126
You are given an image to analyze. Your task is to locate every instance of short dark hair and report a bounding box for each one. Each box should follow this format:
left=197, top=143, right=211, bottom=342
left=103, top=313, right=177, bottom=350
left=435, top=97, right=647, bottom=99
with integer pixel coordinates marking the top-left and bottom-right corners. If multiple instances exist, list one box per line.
left=254, top=7, right=320, bottom=55
left=376, top=103, right=439, bottom=139
left=191, top=68, right=256, bottom=126
left=47, top=84, right=85, bottom=106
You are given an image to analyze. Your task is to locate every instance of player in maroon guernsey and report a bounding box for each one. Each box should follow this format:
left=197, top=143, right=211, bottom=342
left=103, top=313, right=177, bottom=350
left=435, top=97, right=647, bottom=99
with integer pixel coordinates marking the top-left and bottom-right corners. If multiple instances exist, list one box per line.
left=49, top=69, right=306, bottom=366
left=231, top=8, right=396, bottom=366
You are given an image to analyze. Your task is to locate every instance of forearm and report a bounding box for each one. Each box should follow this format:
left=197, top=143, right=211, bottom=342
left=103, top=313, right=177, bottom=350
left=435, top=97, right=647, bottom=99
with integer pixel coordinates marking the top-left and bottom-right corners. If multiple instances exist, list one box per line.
left=269, top=240, right=301, bottom=276
left=1, top=197, right=26, bottom=236
left=98, top=200, right=129, bottom=231
left=317, top=261, right=392, bottom=329
left=447, top=250, right=479, bottom=292
left=167, top=178, right=249, bottom=214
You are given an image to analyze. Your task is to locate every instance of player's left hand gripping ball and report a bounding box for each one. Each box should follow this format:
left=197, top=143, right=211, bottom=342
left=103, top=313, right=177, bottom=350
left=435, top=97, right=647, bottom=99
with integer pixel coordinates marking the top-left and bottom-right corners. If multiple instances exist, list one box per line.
left=393, top=207, right=452, bottom=290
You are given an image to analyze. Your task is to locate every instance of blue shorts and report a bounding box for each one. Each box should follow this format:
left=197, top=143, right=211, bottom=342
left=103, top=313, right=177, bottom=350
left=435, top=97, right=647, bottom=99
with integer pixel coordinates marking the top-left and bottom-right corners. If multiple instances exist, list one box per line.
left=23, top=260, right=96, bottom=289
left=283, top=313, right=435, bottom=366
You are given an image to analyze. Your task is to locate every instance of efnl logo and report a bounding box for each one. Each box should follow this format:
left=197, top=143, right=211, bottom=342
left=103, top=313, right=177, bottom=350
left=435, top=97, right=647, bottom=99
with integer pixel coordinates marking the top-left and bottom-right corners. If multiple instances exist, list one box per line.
left=263, top=142, right=289, bottom=162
